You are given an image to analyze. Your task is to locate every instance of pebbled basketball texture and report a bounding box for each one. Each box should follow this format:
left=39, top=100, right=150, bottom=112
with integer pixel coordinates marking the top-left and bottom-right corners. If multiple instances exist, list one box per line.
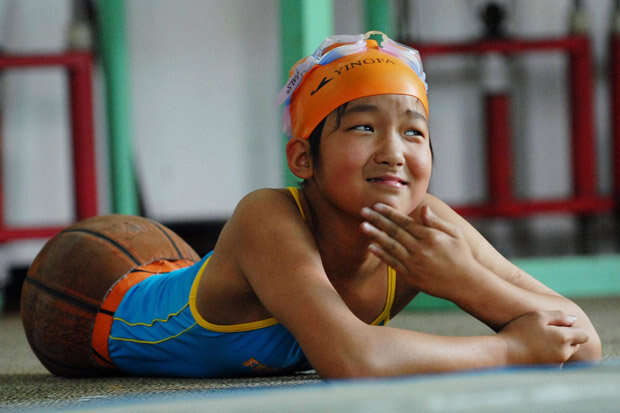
left=20, top=215, right=200, bottom=377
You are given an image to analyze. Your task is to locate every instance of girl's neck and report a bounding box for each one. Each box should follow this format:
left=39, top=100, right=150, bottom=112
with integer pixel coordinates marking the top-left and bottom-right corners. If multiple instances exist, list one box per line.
left=298, top=184, right=382, bottom=281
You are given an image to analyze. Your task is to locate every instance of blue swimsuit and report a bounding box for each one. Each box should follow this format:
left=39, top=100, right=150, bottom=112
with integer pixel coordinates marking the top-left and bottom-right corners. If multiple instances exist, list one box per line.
left=106, top=187, right=396, bottom=377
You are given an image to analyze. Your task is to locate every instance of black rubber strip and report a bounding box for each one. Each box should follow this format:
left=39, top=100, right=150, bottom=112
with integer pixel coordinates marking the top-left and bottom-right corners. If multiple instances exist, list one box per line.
left=91, top=347, right=114, bottom=366
left=62, top=228, right=141, bottom=265
left=24, top=276, right=99, bottom=314
left=129, top=268, right=158, bottom=274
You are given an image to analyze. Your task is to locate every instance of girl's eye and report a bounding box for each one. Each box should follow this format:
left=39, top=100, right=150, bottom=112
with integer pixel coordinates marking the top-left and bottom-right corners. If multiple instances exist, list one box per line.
left=404, top=129, right=423, bottom=137
left=350, top=125, right=374, bottom=132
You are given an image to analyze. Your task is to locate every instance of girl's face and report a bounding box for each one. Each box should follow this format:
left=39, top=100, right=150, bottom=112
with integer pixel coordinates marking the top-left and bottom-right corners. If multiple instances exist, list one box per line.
left=312, top=94, right=432, bottom=217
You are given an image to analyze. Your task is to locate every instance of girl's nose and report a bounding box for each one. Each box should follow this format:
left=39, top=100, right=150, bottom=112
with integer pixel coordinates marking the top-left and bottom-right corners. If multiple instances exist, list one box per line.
left=373, top=132, right=405, bottom=166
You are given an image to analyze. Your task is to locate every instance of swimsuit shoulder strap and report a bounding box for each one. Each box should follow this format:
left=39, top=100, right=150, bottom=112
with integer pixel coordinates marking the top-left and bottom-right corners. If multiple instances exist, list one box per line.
left=287, top=186, right=306, bottom=221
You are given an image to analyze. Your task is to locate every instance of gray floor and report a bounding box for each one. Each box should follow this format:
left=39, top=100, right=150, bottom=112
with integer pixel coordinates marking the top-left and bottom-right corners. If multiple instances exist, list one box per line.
left=40, top=362, right=620, bottom=413
left=1, top=296, right=619, bottom=411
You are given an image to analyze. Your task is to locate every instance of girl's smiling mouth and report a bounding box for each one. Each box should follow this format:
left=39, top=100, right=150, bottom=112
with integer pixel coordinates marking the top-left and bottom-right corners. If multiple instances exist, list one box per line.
left=366, top=175, right=409, bottom=186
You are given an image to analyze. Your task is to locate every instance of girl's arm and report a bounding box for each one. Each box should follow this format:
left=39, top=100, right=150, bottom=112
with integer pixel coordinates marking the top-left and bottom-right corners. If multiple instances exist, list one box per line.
left=226, top=190, right=589, bottom=378
left=360, top=193, right=601, bottom=362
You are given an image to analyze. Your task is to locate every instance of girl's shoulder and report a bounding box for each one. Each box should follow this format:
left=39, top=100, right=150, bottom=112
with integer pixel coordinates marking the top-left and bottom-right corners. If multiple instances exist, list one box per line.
left=239, top=187, right=296, bottom=202
left=232, top=187, right=303, bottom=221
left=224, top=187, right=310, bottom=249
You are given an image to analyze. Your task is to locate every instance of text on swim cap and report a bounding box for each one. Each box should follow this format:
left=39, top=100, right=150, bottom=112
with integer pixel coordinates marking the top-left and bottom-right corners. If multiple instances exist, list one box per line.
left=309, top=57, right=396, bottom=96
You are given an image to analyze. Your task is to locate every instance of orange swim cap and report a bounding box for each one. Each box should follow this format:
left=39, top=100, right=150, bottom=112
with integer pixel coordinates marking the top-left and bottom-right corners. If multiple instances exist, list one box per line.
left=280, top=32, right=428, bottom=140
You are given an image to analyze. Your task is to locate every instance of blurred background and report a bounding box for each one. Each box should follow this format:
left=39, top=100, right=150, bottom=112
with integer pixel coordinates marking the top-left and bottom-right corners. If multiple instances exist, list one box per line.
left=0, top=0, right=618, bottom=311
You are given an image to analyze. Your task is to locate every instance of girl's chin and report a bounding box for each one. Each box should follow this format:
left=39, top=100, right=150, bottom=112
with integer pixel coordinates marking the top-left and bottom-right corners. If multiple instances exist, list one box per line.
left=364, top=199, right=413, bottom=214
left=383, top=198, right=425, bottom=217
left=368, top=192, right=420, bottom=207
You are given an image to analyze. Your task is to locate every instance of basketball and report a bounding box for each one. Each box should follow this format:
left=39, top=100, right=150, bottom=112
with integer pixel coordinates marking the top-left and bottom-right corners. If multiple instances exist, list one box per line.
left=20, top=215, right=201, bottom=377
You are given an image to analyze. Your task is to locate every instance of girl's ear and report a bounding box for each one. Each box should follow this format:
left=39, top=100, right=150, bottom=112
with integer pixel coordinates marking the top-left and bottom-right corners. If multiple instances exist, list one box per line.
left=286, top=138, right=314, bottom=179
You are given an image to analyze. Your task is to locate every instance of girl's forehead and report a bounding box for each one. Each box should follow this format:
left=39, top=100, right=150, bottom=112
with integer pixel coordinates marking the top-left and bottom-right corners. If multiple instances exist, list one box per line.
left=344, top=95, right=427, bottom=118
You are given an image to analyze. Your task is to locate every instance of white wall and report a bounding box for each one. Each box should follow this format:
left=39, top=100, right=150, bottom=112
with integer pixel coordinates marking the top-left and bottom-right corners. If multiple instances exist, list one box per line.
left=1, top=0, right=74, bottom=226
left=0, top=0, right=79, bottom=288
left=127, top=0, right=281, bottom=221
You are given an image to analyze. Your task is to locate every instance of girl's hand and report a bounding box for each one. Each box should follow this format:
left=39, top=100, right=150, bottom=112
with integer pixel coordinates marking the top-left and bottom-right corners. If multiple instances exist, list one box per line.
left=360, top=202, right=478, bottom=299
left=499, top=310, right=589, bottom=365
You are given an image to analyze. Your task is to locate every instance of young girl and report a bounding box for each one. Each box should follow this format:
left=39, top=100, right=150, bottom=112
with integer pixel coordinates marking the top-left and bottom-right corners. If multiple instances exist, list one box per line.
left=92, top=32, right=600, bottom=378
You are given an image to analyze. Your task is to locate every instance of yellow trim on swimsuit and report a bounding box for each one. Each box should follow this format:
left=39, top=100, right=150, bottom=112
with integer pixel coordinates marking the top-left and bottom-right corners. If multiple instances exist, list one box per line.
left=371, top=266, right=396, bottom=325
left=110, top=323, right=198, bottom=345
left=287, top=186, right=306, bottom=220
left=113, top=303, right=189, bottom=327
left=189, top=256, right=279, bottom=332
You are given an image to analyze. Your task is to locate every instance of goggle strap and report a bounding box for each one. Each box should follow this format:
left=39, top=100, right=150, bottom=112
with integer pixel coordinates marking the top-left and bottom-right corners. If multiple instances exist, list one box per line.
left=281, top=105, right=292, bottom=137
left=317, top=39, right=367, bottom=65
left=278, top=37, right=369, bottom=108
left=313, top=34, right=365, bottom=58
left=380, top=37, right=428, bottom=91
left=277, top=56, right=315, bottom=106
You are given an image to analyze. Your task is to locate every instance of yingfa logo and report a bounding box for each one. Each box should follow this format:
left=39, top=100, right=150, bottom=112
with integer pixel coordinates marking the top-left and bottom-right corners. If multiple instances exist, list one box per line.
left=310, top=57, right=396, bottom=96
left=310, top=76, right=332, bottom=95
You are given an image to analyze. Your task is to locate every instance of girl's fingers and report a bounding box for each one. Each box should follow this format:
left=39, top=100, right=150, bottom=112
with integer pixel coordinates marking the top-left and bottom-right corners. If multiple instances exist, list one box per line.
left=545, top=311, right=577, bottom=327
left=361, top=206, right=428, bottom=242
left=544, top=311, right=589, bottom=345
left=361, top=222, right=412, bottom=261
left=371, top=203, right=412, bottom=227
left=569, top=329, right=589, bottom=345
left=367, top=243, right=408, bottom=275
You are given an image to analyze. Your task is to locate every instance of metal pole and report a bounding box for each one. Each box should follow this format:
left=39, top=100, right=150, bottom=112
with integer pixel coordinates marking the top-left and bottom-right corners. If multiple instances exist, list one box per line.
left=279, top=0, right=333, bottom=186
left=364, top=0, right=393, bottom=36
left=96, top=0, right=138, bottom=215
left=69, top=54, right=98, bottom=219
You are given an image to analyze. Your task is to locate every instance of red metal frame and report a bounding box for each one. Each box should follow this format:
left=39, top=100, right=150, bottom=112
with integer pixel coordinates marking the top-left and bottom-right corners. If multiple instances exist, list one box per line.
left=486, top=94, right=513, bottom=204
left=0, top=52, right=98, bottom=241
left=610, top=34, right=620, bottom=203
left=406, top=35, right=615, bottom=218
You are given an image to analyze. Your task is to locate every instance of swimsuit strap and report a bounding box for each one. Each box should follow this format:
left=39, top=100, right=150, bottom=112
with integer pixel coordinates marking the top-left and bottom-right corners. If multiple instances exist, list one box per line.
left=287, top=186, right=307, bottom=220
left=371, top=265, right=396, bottom=325
left=384, top=266, right=397, bottom=324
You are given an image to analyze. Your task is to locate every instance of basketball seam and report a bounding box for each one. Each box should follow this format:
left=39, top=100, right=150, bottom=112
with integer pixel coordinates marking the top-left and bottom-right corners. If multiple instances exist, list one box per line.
left=24, top=276, right=99, bottom=314
left=150, top=221, right=184, bottom=259
left=61, top=228, right=141, bottom=265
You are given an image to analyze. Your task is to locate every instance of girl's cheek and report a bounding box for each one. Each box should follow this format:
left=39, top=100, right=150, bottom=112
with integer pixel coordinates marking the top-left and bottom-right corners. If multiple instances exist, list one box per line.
left=341, top=148, right=368, bottom=168
left=409, top=152, right=432, bottom=176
